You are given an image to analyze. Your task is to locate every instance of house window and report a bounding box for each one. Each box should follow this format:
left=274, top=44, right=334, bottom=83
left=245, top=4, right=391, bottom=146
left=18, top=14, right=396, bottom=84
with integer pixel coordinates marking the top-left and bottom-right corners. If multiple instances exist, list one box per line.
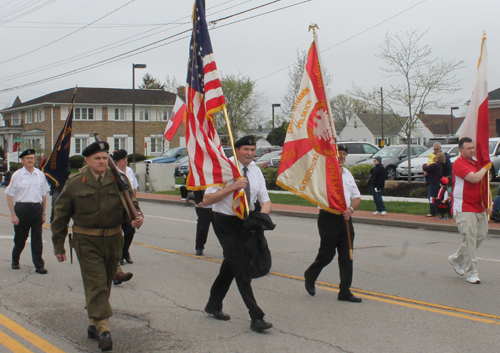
left=12, top=113, right=21, bottom=125
left=26, top=110, right=33, bottom=124
left=36, top=108, right=44, bottom=122
left=114, top=108, right=125, bottom=121
left=161, top=109, right=171, bottom=121
left=139, top=109, right=149, bottom=121
left=75, top=137, right=89, bottom=154
left=75, top=107, right=94, bottom=120
left=150, top=136, right=163, bottom=153
left=114, top=138, right=126, bottom=150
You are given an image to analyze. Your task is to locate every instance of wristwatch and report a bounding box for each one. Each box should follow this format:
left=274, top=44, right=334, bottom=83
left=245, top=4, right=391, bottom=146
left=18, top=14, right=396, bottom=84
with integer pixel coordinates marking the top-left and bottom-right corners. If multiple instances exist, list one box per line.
left=348, top=206, right=355, bottom=213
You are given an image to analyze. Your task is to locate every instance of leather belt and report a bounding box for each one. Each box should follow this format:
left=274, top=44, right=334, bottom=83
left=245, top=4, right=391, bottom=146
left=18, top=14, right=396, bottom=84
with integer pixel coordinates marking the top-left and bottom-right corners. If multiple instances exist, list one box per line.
left=72, top=225, right=122, bottom=237
left=16, top=202, right=42, bottom=205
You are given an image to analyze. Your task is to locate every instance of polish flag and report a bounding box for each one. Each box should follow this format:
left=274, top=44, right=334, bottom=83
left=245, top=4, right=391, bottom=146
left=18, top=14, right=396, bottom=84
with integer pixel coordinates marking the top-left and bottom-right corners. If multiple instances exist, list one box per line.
left=164, top=95, right=186, bottom=141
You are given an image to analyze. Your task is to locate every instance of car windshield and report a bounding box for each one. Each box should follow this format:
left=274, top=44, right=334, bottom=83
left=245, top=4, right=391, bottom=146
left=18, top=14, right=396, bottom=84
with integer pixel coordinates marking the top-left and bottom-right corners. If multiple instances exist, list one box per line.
left=256, top=151, right=281, bottom=162
left=176, top=156, right=189, bottom=164
left=418, top=145, right=452, bottom=158
left=372, top=147, right=404, bottom=158
left=489, top=140, right=498, bottom=154
left=162, top=148, right=181, bottom=158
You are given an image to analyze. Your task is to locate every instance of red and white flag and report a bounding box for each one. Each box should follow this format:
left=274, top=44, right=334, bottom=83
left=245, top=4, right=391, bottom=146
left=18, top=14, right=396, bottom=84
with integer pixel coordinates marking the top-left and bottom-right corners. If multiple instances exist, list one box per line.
left=164, top=95, right=186, bottom=141
left=277, top=34, right=346, bottom=214
left=458, top=34, right=490, bottom=207
left=184, top=0, right=245, bottom=217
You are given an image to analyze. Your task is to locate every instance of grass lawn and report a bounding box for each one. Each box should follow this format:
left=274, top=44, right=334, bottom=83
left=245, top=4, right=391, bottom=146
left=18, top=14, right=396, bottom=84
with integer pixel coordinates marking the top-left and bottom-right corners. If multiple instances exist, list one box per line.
left=152, top=188, right=431, bottom=215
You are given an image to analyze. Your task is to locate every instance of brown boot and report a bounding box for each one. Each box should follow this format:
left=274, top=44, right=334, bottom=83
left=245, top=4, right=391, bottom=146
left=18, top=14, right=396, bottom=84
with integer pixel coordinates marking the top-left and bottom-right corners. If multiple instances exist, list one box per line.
left=113, top=272, right=133, bottom=285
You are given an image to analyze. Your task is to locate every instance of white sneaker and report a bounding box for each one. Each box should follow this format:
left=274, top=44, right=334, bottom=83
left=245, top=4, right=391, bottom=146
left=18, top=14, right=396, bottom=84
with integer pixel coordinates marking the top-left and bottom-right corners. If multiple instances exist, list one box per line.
left=467, top=275, right=481, bottom=284
left=448, top=255, right=464, bottom=276
left=381, top=211, right=387, bottom=216
left=373, top=211, right=381, bottom=215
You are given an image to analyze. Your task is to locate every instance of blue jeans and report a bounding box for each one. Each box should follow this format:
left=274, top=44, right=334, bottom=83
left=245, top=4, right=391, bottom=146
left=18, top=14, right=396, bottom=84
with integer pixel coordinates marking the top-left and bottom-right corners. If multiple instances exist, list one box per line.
left=371, top=188, right=386, bottom=212
left=428, top=183, right=440, bottom=215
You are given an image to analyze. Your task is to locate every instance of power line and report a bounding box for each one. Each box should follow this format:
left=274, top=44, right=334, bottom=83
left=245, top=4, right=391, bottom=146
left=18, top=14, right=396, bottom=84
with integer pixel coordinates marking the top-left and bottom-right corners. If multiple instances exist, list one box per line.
left=0, top=0, right=136, bottom=65
left=0, top=0, right=59, bottom=25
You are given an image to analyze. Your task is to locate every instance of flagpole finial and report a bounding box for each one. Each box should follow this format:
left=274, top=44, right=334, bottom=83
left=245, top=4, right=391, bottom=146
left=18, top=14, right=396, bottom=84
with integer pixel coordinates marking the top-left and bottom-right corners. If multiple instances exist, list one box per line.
left=308, top=23, right=319, bottom=34
left=482, top=30, right=486, bottom=40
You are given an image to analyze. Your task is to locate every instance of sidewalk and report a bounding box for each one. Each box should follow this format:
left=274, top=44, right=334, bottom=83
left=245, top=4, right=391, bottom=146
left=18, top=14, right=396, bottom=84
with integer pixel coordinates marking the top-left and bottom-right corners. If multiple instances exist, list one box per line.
left=137, top=192, right=500, bottom=237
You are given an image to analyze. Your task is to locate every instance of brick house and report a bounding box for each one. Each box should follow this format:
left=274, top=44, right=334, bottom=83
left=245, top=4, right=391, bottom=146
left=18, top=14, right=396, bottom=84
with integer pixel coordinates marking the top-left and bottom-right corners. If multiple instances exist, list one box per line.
left=489, top=87, right=500, bottom=136
left=0, top=87, right=185, bottom=159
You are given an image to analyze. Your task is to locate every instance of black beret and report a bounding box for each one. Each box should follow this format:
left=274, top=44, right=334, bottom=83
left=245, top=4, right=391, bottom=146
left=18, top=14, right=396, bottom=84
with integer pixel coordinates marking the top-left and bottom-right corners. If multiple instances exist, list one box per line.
left=234, top=135, right=256, bottom=148
left=111, top=149, right=128, bottom=161
left=82, top=141, right=109, bottom=157
left=19, top=149, right=36, bottom=158
left=338, top=144, right=348, bottom=153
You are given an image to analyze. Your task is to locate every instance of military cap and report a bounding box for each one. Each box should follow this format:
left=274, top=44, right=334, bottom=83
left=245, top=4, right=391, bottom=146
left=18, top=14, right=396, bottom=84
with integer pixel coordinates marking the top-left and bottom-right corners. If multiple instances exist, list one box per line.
left=234, top=135, right=256, bottom=148
left=19, top=149, right=36, bottom=158
left=82, top=141, right=109, bottom=157
left=111, top=149, right=128, bottom=161
left=338, top=144, right=348, bottom=153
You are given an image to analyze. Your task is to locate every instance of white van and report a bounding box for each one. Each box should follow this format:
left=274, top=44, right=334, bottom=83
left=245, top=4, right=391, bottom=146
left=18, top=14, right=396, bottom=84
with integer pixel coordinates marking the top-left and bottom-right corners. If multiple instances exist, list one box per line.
left=337, top=141, right=379, bottom=166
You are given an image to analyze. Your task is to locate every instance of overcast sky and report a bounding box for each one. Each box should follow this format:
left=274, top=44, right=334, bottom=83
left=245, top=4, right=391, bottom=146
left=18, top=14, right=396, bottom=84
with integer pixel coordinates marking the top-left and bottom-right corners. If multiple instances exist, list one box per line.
left=0, top=0, right=498, bottom=123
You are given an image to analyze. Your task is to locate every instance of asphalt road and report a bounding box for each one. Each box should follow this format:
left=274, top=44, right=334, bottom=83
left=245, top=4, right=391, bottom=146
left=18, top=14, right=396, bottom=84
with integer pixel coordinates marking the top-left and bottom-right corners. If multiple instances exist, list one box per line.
left=0, top=193, right=499, bottom=353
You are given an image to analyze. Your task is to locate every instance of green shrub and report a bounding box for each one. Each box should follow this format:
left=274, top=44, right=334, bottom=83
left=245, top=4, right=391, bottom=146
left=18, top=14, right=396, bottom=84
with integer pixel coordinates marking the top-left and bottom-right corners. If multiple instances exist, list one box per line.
left=261, top=166, right=283, bottom=190
left=69, top=155, right=85, bottom=169
left=347, top=164, right=373, bottom=185
left=128, top=153, right=147, bottom=163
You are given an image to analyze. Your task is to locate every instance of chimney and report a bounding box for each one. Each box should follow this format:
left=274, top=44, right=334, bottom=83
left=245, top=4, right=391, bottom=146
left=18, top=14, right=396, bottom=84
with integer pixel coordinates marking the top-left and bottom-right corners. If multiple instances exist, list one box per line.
left=362, top=110, right=367, bottom=114
left=177, top=86, right=186, bottom=98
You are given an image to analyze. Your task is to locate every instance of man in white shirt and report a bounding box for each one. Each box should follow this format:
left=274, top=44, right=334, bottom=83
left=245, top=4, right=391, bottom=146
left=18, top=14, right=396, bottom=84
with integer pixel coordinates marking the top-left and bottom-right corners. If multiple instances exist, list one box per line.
left=304, top=144, right=362, bottom=302
left=6, top=149, right=49, bottom=273
left=203, top=135, right=273, bottom=332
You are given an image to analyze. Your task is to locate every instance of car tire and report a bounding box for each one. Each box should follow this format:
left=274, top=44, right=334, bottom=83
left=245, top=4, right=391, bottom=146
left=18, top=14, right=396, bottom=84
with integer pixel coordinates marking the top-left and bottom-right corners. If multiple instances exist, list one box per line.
left=386, top=166, right=396, bottom=180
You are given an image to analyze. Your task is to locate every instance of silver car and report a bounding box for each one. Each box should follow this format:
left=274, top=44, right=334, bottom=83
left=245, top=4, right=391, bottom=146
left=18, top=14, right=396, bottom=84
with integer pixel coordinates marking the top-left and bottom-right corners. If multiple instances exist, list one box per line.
left=396, top=144, right=459, bottom=180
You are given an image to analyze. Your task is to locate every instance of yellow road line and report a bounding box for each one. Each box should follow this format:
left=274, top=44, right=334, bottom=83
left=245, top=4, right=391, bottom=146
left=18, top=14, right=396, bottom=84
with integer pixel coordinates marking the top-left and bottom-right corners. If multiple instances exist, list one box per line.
left=0, top=313, right=65, bottom=353
left=0, top=329, right=34, bottom=353
left=134, top=242, right=500, bottom=325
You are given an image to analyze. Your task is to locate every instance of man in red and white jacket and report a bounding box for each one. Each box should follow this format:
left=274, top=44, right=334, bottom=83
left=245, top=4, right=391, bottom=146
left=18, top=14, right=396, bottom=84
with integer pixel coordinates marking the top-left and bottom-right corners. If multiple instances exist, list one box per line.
left=448, top=137, right=492, bottom=284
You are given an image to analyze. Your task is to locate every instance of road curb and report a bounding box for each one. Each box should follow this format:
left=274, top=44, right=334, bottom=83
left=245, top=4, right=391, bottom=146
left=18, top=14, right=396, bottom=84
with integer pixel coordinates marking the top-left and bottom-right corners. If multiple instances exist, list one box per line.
left=137, top=196, right=500, bottom=238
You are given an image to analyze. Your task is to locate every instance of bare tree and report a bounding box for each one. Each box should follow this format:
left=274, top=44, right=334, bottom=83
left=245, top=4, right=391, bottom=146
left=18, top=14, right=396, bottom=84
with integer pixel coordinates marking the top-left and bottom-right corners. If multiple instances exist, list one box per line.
left=351, top=30, right=464, bottom=182
left=330, top=94, right=371, bottom=131
left=163, top=75, right=182, bottom=94
left=281, top=49, right=333, bottom=120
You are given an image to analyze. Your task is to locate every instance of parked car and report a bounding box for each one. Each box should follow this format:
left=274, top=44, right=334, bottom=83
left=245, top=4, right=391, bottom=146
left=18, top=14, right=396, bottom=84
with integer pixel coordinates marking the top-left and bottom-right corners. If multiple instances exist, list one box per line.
left=255, top=150, right=282, bottom=168
left=396, top=144, right=459, bottom=179
left=174, top=156, right=190, bottom=177
left=424, top=136, right=459, bottom=148
left=175, top=147, right=234, bottom=177
left=355, top=145, right=426, bottom=180
left=337, top=141, right=379, bottom=166
left=146, top=147, right=187, bottom=164
left=254, top=146, right=282, bottom=161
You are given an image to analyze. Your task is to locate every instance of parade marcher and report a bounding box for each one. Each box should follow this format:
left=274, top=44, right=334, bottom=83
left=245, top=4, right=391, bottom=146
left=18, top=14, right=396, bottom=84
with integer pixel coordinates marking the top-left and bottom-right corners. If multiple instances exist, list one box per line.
left=47, top=162, right=71, bottom=223
left=203, top=135, right=273, bottom=332
left=370, top=156, right=386, bottom=215
left=6, top=149, right=49, bottom=273
left=304, top=144, right=362, bottom=302
left=448, top=137, right=491, bottom=284
left=51, top=141, right=143, bottom=351
left=194, top=189, right=213, bottom=256
left=111, top=149, right=139, bottom=265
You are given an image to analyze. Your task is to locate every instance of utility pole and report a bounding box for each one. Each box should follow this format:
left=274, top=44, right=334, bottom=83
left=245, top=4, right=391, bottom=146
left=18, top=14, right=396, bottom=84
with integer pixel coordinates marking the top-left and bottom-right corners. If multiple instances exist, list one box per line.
left=380, top=87, right=384, bottom=147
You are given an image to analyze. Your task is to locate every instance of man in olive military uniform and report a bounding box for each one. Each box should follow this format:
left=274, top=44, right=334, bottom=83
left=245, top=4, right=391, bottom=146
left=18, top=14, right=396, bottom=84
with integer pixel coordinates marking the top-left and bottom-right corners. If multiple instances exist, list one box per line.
left=51, top=141, right=143, bottom=352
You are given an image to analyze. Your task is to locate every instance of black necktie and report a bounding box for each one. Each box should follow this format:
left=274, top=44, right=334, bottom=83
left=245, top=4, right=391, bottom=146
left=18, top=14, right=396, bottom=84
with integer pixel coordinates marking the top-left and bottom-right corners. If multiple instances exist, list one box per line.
left=243, top=167, right=251, bottom=206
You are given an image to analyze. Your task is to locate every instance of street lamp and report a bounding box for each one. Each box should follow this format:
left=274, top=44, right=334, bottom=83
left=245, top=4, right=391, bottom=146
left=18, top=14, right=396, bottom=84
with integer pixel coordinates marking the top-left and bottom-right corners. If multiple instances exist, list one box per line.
left=132, top=63, right=147, bottom=162
left=450, top=106, right=459, bottom=136
left=272, top=103, right=281, bottom=145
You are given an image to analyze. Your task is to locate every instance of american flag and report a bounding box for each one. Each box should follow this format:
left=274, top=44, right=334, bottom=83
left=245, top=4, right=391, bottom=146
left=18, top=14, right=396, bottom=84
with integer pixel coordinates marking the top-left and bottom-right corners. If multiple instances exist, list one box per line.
left=185, top=0, right=245, bottom=217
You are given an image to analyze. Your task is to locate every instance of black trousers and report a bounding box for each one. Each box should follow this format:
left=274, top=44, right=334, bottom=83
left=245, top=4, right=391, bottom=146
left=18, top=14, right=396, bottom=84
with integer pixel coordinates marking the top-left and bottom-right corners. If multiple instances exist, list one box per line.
left=121, top=222, right=136, bottom=260
left=304, top=210, right=355, bottom=299
left=207, top=213, right=265, bottom=320
left=195, top=207, right=213, bottom=250
left=12, top=203, right=45, bottom=268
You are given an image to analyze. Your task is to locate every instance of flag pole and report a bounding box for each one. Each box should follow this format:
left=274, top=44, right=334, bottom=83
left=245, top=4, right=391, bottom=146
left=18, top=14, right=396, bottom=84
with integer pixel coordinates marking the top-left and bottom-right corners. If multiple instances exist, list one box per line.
left=222, top=106, right=250, bottom=216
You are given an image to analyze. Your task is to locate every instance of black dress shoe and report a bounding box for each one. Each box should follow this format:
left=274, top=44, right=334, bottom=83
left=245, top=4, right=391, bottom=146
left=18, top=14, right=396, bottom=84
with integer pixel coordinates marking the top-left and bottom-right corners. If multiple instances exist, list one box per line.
left=11, top=263, right=20, bottom=270
left=125, top=257, right=133, bottom=264
left=98, top=331, right=113, bottom=351
left=304, top=281, right=315, bottom=296
left=87, top=325, right=99, bottom=339
left=204, top=305, right=231, bottom=320
left=250, top=318, right=273, bottom=332
left=338, top=295, right=362, bottom=303
left=196, top=249, right=203, bottom=256
left=35, top=267, right=48, bottom=274
left=119, top=259, right=126, bottom=266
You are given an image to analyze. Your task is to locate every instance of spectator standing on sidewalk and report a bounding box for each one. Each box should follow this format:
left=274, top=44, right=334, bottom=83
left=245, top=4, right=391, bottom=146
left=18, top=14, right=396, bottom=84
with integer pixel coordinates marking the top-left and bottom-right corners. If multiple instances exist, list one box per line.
left=435, top=176, right=451, bottom=220
left=370, top=156, right=386, bottom=216
left=433, top=142, right=453, bottom=178
left=422, top=152, right=443, bottom=217
left=448, top=137, right=492, bottom=285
